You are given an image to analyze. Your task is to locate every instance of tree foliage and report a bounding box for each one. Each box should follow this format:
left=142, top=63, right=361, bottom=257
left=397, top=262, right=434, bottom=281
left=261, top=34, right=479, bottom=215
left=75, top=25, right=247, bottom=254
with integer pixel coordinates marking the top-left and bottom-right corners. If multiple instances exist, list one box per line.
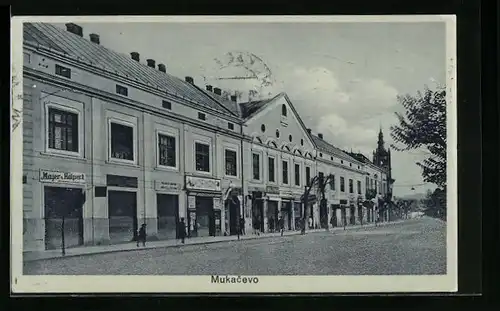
left=390, top=86, right=447, bottom=188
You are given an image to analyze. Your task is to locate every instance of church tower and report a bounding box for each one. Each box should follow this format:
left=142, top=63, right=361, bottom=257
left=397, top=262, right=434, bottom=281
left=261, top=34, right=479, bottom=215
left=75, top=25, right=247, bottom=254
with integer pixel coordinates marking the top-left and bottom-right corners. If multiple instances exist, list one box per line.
left=372, top=127, right=394, bottom=198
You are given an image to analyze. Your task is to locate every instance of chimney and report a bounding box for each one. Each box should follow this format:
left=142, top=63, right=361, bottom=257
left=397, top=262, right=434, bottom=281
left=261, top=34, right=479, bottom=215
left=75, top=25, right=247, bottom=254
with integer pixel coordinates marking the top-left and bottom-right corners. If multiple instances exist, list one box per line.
left=318, top=133, right=323, bottom=139
left=230, top=95, right=237, bottom=102
left=130, top=52, right=140, bottom=62
left=158, top=64, right=166, bottom=72
left=185, top=76, right=194, bottom=84
left=206, top=85, right=213, bottom=92
left=89, top=33, right=100, bottom=44
left=65, top=23, right=83, bottom=37
left=146, top=59, right=156, bottom=68
left=307, top=128, right=311, bottom=134
left=214, top=87, right=222, bottom=95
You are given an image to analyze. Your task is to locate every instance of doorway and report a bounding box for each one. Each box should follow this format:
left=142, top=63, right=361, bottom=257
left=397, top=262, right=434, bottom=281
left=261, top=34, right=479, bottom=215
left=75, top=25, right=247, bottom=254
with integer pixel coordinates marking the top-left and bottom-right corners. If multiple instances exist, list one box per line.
left=228, top=196, right=240, bottom=235
left=108, top=190, right=138, bottom=244
left=44, top=186, right=84, bottom=250
left=251, top=195, right=264, bottom=233
left=267, top=201, right=279, bottom=232
left=319, top=200, right=328, bottom=229
left=195, top=196, right=214, bottom=237
left=157, top=194, right=178, bottom=240
left=281, top=201, right=292, bottom=230
left=349, top=205, right=356, bottom=225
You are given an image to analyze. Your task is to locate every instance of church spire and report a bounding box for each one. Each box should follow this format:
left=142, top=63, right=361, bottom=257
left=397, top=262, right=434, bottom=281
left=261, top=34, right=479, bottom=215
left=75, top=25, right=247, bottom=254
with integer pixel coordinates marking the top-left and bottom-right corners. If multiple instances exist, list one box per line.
left=377, top=126, right=385, bottom=151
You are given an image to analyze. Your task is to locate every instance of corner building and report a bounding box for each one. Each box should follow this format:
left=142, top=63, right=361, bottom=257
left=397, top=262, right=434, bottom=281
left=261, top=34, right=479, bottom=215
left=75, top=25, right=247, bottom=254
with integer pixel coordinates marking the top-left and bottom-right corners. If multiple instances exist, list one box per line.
left=22, top=23, right=243, bottom=251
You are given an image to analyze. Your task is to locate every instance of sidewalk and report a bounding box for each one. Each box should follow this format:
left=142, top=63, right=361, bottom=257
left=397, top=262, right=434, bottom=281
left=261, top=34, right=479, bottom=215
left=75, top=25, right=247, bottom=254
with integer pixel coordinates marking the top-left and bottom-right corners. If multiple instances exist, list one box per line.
left=23, top=220, right=406, bottom=262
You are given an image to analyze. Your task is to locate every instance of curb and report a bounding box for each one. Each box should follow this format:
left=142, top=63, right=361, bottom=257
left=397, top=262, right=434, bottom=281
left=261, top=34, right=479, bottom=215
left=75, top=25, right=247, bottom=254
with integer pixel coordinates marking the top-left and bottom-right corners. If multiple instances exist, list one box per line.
left=23, top=220, right=406, bottom=262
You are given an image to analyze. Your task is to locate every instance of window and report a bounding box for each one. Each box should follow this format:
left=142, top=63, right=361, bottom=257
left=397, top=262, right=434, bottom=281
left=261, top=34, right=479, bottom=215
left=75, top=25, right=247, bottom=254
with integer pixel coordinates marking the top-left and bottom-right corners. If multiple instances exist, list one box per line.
left=357, top=180, right=362, bottom=194
left=276, top=129, right=280, bottom=138
left=319, top=153, right=323, bottom=157
left=341, top=160, right=344, bottom=164
left=227, top=122, right=234, bottom=130
left=268, top=157, right=275, bottom=182
left=195, top=142, right=210, bottom=172
left=110, top=122, right=134, bottom=161
left=23, top=52, right=31, bottom=64
left=261, top=124, right=266, bottom=132
left=158, top=133, right=176, bottom=167
left=305, top=166, right=311, bottom=186
left=331, top=156, right=334, bottom=160
left=340, top=177, right=345, bottom=192
left=366, top=177, right=369, bottom=191
left=252, top=153, right=260, bottom=180
left=116, top=85, right=128, bottom=96
left=330, top=175, right=336, bottom=190
left=289, top=134, right=293, bottom=142
left=294, top=163, right=300, bottom=186
left=349, top=179, right=354, bottom=193
left=301, top=139, right=304, bottom=146
left=282, top=160, right=289, bottom=184
left=375, top=180, right=378, bottom=193
left=282, top=104, right=287, bottom=116
left=47, top=107, right=79, bottom=152
left=162, top=100, right=172, bottom=110
left=371, top=179, right=374, bottom=190
left=225, top=149, right=237, bottom=176
left=55, top=64, right=71, bottom=79
left=198, top=112, right=206, bottom=120
left=349, top=163, right=352, bottom=167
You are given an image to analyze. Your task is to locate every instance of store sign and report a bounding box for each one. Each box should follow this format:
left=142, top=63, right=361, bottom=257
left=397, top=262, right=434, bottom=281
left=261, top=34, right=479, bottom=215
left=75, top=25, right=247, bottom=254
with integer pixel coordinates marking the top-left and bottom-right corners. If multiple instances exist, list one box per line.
left=188, top=196, right=196, bottom=210
left=185, top=176, right=221, bottom=192
left=266, top=186, right=280, bottom=194
left=155, top=180, right=181, bottom=191
left=40, top=169, right=85, bottom=184
left=213, top=197, right=222, bottom=210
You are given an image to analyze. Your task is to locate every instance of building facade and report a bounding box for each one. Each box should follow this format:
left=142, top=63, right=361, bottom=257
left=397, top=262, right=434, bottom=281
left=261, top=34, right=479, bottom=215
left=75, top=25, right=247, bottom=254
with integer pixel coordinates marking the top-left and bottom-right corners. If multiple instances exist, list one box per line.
left=21, top=22, right=395, bottom=253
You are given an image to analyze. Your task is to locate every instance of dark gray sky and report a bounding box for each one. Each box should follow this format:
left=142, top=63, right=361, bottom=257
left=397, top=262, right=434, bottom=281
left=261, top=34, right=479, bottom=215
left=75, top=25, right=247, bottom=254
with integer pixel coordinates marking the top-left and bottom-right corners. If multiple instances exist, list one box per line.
left=53, top=21, right=446, bottom=196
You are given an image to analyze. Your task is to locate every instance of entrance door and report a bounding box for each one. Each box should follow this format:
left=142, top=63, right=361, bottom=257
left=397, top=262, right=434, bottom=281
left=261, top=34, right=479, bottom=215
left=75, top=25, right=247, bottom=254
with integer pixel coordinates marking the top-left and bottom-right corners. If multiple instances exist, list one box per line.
left=330, top=205, right=337, bottom=228
left=228, top=196, right=240, bottom=235
left=157, top=194, right=178, bottom=240
left=267, top=201, right=279, bottom=232
left=293, top=202, right=302, bottom=231
left=108, top=191, right=137, bottom=244
left=252, top=196, right=265, bottom=233
left=44, top=186, right=84, bottom=250
left=196, top=197, right=214, bottom=237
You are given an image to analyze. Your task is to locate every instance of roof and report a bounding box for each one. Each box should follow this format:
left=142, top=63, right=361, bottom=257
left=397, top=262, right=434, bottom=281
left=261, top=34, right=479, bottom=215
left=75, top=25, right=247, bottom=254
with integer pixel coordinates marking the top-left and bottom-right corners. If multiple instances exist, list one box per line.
left=23, top=23, right=235, bottom=117
left=195, top=86, right=241, bottom=116
left=311, top=135, right=360, bottom=163
left=238, top=97, right=278, bottom=119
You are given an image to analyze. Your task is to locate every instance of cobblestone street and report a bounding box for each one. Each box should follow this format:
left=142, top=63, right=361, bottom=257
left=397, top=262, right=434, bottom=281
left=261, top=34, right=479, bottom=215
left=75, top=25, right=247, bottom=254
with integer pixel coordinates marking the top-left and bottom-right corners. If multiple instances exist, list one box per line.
left=23, top=217, right=446, bottom=275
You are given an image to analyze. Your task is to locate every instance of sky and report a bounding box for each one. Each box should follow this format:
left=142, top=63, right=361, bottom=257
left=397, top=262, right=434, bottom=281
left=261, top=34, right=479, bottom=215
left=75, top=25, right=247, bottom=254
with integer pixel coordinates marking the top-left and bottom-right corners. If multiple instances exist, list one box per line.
left=52, top=21, right=447, bottom=197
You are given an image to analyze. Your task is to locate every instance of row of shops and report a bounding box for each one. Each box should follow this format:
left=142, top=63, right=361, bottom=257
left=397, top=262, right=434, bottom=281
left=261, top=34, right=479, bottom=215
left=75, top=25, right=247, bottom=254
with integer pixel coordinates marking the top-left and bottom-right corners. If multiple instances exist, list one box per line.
left=32, top=169, right=387, bottom=252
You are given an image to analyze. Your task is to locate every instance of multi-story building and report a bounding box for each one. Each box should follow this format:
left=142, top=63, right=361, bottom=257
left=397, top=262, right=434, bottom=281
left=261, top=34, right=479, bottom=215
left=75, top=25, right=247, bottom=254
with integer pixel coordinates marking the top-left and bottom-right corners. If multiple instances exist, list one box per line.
left=21, top=22, right=396, bottom=253
left=238, top=93, right=317, bottom=234
left=22, top=22, right=245, bottom=251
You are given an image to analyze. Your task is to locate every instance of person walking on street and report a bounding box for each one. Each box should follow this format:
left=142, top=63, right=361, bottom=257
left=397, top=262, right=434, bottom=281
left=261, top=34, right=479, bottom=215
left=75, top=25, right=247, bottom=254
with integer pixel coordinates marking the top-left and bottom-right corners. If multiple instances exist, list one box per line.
left=178, top=218, right=187, bottom=244
left=279, top=216, right=284, bottom=236
left=239, top=217, right=245, bottom=235
left=137, top=224, right=147, bottom=247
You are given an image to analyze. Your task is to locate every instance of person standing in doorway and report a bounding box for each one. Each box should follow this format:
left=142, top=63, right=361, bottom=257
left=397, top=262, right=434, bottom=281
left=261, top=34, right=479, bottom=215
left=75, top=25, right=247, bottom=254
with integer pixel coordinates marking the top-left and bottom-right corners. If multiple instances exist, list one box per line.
left=178, top=218, right=187, bottom=244
left=137, top=224, right=147, bottom=247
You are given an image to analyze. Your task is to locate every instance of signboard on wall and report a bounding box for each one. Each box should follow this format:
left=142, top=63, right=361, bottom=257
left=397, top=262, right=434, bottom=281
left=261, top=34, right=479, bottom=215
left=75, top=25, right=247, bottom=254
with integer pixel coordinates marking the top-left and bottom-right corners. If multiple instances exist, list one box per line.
left=188, top=195, right=196, bottom=210
left=185, top=176, right=221, bottom=192
left=39, top=169, right=85, bottom=184
left=213, top=197, right=222, bottom=210
left=155, top=180, right=181, bottom=191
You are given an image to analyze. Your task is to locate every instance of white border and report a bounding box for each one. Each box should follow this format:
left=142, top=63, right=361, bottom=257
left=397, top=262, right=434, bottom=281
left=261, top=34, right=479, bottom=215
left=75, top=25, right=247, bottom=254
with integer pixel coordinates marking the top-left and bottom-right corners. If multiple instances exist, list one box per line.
left=11, top=15, right=457, bottom=293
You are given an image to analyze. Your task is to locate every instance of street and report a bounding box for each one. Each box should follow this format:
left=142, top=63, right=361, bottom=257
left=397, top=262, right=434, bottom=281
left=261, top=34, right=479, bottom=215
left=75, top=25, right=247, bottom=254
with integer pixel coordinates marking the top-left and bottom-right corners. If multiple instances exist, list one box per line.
left=23, top=217, right=446, bottom=275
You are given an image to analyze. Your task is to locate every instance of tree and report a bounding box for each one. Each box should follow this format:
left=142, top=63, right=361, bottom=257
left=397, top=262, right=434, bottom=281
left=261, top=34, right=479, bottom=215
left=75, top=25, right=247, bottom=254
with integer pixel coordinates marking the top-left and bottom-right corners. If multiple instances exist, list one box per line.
left=390, top=86, right=446, bottom=189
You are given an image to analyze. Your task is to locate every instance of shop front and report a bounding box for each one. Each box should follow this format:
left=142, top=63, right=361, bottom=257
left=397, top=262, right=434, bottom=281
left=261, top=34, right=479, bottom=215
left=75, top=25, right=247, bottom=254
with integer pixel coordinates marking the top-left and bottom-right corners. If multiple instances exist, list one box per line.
left=300, top=193, right=317, bottom=229
left=40, top=169, right=86, bottom=250
left=185, top=175, right=222, bottom=238
left=155, top=180, right=181, bottom=240
left=330, top=204, right=340, bottom=228
left=293, top=200, right=302, bottom=231
left=107, top=174, right=139, bottom=244
left=279, top=191, right=294, bottom=232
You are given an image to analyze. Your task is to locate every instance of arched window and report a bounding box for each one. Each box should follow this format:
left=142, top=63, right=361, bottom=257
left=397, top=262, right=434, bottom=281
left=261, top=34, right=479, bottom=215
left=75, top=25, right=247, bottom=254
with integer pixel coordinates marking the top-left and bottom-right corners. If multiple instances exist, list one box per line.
left=281, top=104, right=287, bottom=117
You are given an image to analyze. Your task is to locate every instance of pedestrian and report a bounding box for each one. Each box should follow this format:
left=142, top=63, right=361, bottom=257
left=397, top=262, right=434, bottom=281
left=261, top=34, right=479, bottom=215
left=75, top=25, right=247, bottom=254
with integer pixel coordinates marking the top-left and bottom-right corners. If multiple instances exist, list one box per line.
left=330, top=215, right=336, bottom=230
left=137, top=224, right=147, bottom=247
left=308, top=217, right=313, bottom=229
left=278, top=216, right=284, bottom=236
left=178, top=217, right=186, bottom=244
left=239, top=217, right=245, bottom=235
left=253, top=216, right=260, bottom=236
